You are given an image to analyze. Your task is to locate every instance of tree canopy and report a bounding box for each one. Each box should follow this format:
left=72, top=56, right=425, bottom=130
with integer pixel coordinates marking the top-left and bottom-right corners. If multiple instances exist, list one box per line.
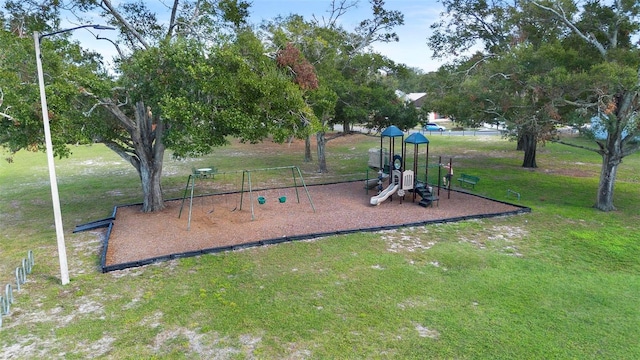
left=426, top=0, right=640, bottom=210
left=1, top=0, right=315, bottom=211
left=1, top=0, right=411, bottom=209
left=259, top=1, right=411, bottom=172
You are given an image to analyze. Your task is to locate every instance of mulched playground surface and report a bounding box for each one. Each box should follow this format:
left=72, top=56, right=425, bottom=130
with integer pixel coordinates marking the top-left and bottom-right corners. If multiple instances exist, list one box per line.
left=86, top=181, right=530, bottom=272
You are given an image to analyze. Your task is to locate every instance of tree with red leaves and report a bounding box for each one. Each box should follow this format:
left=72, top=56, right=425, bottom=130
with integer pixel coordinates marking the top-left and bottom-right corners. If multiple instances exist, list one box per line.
left=276, top=43, right=319, bottom=91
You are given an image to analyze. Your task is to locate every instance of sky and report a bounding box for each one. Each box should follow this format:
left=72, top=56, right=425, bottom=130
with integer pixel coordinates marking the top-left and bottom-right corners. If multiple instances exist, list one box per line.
left=248, top=0, right=446, bottom=72
left=60, top=0, right=447, bottom=73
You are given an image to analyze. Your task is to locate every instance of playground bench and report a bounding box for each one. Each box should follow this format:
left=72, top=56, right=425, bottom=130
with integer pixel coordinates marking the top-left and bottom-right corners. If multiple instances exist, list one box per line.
left=457, top=174, right=480, bottom=189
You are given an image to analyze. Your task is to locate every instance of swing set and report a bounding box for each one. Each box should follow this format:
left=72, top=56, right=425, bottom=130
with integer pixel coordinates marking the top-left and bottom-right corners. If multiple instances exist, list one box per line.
left=179, top=165, right=315, bottom=229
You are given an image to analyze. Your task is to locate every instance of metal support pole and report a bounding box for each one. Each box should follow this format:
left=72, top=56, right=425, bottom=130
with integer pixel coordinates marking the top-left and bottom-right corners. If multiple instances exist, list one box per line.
left=290, top=166, right=300, bottom=203
left=239, top=170, right=246, bottom=211
left=248, top=171, right=255, bottom=220
left=426, top=143, right=430, bottom=185
left=295, top=166, right=315, bottom=212
left=178, top=174, right=193, bottom=218
left=448, top=157, right=452, bottom=199
left=187, top=175, right=196, bottom=230
left=437, top=156, right=442, bottom=196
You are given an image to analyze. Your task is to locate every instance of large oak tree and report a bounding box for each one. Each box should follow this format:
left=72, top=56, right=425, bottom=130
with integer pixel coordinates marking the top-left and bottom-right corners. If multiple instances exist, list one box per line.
left=426, top=0, right=640, bottom=211
left=531, top=0, right=640, bottom=211
left=1, top=0, right=313, bottom=212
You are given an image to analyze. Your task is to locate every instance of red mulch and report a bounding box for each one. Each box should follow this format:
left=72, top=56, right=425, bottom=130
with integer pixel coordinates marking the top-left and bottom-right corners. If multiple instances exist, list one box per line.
left=102, top=181, right=529, bottom=271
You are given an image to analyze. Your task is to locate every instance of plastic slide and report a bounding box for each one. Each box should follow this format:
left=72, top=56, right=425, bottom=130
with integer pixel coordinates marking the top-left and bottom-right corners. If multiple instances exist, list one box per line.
left=370, top=183, right=399, bottom=205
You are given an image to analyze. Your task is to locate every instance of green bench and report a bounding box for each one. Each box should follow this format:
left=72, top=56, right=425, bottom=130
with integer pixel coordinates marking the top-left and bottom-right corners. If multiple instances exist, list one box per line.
left=457, top=174, right=480, bottom=189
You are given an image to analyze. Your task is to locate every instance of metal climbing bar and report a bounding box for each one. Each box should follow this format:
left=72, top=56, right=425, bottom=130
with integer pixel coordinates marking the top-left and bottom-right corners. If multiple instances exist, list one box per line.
left=26, top=250, right=34, bottom=274
left=1, top=251, right=32, bottom=329
left=15, top=267, right=25, bottom=291
left=507, top=189, right=521, bottom=201
left=4, top=284, right=12, bottom=308
left=2, top=284, right=12, bottom=315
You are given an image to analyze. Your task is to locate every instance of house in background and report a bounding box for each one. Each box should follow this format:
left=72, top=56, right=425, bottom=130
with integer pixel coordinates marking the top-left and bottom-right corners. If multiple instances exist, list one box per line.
left=587, top=115, right=639, bottom=141
left=395, top=90, right=441, bottom=121
left=406, top=92, right=427, bottom=108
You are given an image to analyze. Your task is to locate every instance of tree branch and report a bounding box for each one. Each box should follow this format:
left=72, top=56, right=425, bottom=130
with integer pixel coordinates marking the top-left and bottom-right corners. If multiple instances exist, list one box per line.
left=0, top=110, right=15, bottom=122
left=166, top=0, right=180, bottom=39
left=101, top=0, right=151, bottom=50
left=318, top=0, right=358, bottom=28
left=623, top=140, right=640, bottom=157
left=79, top=87, right=137, bottom=131
left=103, top=140, right=140, bottom=171
left=531, top=1, right=607, bottom=57
left=551, top=139, right=603, bottom=155
left=96, top=34, right=125, bottom=59
left=0, top=89, right=16, bottom=122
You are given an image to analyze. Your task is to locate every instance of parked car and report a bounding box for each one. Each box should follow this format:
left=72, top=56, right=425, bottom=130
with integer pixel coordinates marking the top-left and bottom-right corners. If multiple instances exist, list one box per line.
left=424, top=123, right=446, bottom=132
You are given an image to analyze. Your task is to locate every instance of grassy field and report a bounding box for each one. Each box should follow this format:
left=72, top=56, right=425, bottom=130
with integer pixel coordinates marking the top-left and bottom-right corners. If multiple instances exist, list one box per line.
left=0, top=132, right=639, bottom=359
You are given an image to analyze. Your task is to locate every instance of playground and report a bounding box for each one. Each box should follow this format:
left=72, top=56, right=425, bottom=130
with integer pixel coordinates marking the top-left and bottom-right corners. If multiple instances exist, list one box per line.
left=4, top=127, right=637, bottom=359
left=104, top=181, right=526, bottom=270
left=101, top=126, right=529, bottom=271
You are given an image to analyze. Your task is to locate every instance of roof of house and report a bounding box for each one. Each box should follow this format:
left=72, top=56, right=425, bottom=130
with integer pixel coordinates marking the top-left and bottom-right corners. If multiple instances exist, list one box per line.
left=396, top=91, right=428, bottom=108
left=406, top=92, right=427, bottom=101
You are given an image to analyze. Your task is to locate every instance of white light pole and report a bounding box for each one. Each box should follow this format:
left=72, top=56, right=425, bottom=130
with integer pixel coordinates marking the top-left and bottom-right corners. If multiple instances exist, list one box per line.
left=34, top=25, right=115, bottom=285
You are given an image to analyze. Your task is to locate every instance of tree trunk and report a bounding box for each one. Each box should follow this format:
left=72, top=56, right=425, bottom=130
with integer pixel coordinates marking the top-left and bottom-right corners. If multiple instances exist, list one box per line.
left=316, top=131, right=327, bottom=173
left=111, top=101, right=165, bottom=212
left=342, top=119, right=350, bottom=133
left=520, top=132, right=537, bottom=168
left=138, top=156, right=165, bottom=212
left=304, top=135, right=313, bottom=162
left=593, top=110, right=627, bottom=211
left=595, top=154, right=619, bottom=211
left=130, top=101, right=166, bottom=212
left=516, top=134, right=524, bottom=151
left=594, top=88, right=640, bottom=211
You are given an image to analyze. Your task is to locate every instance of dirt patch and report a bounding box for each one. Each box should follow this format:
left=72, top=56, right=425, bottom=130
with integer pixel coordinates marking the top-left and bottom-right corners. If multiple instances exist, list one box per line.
left=103, top=182, right=528, bottom=269
left=414, top=323, right=440, bottom=339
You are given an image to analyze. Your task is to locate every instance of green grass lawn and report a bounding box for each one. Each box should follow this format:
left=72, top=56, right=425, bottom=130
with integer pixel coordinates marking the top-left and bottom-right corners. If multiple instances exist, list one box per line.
left=1, top=133, right=639, bottom=359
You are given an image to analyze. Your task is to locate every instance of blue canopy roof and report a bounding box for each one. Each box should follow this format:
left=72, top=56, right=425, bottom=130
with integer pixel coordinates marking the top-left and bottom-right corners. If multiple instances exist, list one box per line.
left=381, top=125, right=404, bottom=137
left=405, top=132, right=429, bottom=144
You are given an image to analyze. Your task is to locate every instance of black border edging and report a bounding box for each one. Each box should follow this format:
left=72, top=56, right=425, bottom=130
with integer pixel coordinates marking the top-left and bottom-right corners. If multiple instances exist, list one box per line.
left=99, top=207, right=118, bottom=272
left=73, top=216, right=116, bottom=233
left=98, top=182, right=531, bottom=273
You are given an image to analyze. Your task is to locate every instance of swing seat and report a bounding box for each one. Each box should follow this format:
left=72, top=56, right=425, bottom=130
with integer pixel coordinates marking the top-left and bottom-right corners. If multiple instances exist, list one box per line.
left=258, top=196, right=266, bottom=204
left=278, top=196, right=287, bottom=203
